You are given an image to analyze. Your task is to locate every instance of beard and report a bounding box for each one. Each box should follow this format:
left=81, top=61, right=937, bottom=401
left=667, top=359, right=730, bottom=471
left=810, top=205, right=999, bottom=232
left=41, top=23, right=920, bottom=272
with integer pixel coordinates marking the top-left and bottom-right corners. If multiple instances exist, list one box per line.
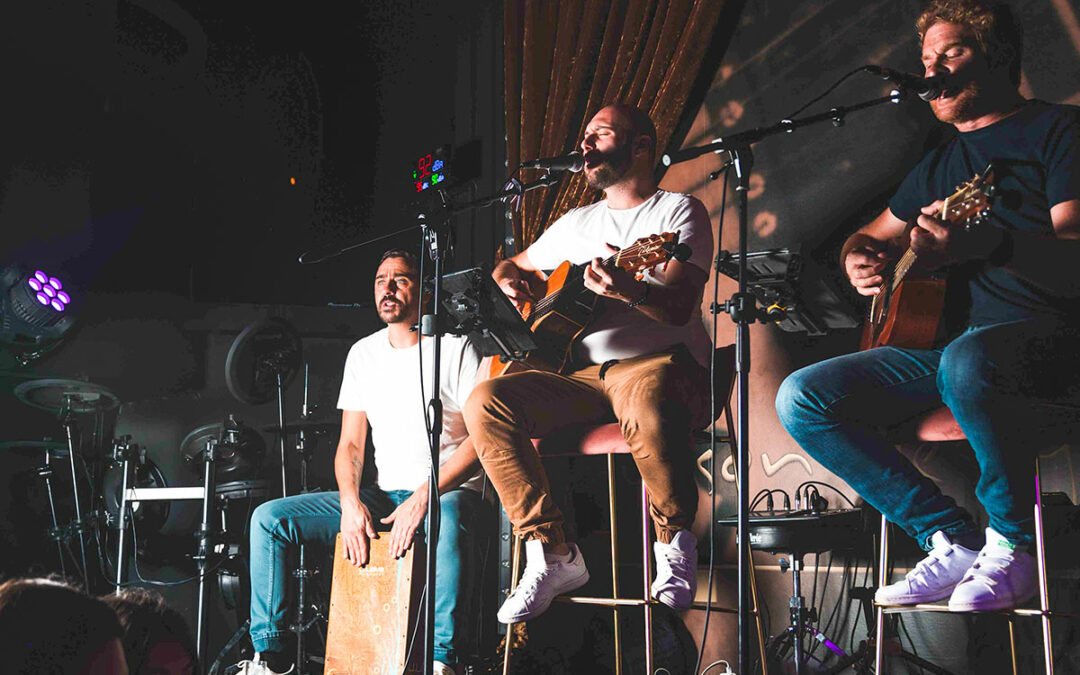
left=929, top=79, right=984, bottom=125
left=377, top=296, right=410, bottom=324
left=585, top=138, right=634, bottom=190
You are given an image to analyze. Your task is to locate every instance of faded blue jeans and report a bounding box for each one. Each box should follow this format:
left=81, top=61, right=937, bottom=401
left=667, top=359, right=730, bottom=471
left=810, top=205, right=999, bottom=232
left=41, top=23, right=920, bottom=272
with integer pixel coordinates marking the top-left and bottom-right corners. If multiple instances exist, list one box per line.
left=776, top=319, right=1080, bottom=550
left=248, top=486, right=490, bottom=665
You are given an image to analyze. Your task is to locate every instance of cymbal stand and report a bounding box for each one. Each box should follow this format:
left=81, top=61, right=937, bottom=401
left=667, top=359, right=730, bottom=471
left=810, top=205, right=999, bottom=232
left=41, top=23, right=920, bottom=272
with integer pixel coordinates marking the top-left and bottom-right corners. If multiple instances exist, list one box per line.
left=195, top=435, right=222, bottom=668
left=111, top=436, right=141, bottom=593
left=60, top=397, right=91, bottom=590
left=36, top=447, right=66, bottom=575
left=289, top=363, right=326, bottom=674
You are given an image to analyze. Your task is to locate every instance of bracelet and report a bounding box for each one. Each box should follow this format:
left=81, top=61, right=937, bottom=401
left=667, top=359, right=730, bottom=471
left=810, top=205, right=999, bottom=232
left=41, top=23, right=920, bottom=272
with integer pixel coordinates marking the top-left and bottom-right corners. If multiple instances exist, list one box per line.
left=987, top=228, right=1014, bottom=267
left=627, top=280, right=650, bottom=308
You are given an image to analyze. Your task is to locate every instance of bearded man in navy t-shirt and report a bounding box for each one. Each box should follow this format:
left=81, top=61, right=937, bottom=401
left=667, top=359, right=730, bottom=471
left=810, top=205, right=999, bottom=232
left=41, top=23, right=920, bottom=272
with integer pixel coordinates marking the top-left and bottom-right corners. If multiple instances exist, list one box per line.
left=777, top=0, right=1080, bottom=613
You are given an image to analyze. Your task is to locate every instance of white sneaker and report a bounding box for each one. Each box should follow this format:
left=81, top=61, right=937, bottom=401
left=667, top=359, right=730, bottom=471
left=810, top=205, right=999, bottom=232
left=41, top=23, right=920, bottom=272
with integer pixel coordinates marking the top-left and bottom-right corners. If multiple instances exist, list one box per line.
left=948, top=527, right=1037, bottom=612
left=652, top=529, right=697, bottom=610
left=496, top=540, right=589, bottom=623
left=433, top=661, right=457, bottom=675
left=232, top=654, right=294, bottom=675
left=875, top=531, right=979, bottom=605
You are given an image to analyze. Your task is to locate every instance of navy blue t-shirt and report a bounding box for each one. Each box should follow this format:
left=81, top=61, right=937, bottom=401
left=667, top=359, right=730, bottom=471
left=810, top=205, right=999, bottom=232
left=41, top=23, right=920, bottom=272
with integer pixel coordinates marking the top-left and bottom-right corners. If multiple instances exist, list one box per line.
left=888, top=100, right=1080, bottom=326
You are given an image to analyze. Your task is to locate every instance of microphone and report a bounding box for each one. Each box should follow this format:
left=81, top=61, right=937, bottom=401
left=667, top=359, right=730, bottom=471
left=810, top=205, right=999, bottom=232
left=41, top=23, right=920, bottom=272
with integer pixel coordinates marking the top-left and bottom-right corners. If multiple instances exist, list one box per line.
left=865, top=65, right=945, bottom=102
left=519, top=151, right=585, bottom=173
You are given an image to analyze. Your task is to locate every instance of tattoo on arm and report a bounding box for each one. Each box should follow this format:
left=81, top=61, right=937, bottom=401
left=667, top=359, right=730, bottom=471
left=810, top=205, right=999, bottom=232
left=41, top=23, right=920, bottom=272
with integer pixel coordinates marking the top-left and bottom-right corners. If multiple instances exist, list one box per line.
left=351, top=455, right=363, bottom=483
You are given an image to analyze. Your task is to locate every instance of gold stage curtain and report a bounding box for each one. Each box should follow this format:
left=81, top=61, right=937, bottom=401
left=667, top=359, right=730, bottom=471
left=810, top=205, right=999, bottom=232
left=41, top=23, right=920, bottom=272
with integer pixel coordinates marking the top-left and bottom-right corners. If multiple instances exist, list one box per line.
left=504, top=0, right=729, bottom=252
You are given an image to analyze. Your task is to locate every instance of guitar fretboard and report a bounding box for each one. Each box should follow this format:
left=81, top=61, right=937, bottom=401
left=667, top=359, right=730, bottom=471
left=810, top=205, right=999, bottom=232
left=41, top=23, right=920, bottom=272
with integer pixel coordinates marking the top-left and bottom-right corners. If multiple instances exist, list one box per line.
left=528, top=238, right=663, bottom=318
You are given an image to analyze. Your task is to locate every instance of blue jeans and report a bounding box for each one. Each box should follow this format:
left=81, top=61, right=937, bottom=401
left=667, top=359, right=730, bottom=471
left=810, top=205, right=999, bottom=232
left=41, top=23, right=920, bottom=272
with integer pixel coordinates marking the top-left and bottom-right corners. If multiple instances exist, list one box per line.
left=776, top=319, right=1080, bottom=550
left=248, top=486, right=490, bottom=665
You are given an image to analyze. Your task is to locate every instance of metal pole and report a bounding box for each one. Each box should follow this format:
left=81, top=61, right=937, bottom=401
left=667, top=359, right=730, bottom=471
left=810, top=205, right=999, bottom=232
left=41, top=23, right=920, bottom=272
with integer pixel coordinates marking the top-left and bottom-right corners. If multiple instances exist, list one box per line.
left=195, top=439, right=217, bottom=671
left=62, top=410, right=91, bottom=591
left=41, top=450, right=66, bottom=575
left=732, top=148, right=754, bottom=675
left=114, top=450, right=132, bottom=593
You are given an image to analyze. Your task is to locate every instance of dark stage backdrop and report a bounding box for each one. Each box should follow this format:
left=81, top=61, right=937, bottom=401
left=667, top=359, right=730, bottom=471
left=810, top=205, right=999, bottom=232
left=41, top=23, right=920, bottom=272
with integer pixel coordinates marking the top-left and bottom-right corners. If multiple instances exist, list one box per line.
left=657, top=0, right=1080, bottom=671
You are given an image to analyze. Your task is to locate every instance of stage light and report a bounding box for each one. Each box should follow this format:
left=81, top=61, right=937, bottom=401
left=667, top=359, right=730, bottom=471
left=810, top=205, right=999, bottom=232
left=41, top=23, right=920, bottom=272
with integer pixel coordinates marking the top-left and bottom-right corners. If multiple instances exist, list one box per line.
left=1, top=265, right=78, bottom=365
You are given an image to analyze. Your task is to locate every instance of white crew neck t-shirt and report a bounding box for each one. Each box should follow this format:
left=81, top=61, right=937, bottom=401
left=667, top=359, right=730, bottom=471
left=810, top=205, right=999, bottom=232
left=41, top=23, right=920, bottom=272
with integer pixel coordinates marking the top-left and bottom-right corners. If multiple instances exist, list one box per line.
left=336, top=329, right=484, bottom=493
left=524, top=189, right=714, bottom=367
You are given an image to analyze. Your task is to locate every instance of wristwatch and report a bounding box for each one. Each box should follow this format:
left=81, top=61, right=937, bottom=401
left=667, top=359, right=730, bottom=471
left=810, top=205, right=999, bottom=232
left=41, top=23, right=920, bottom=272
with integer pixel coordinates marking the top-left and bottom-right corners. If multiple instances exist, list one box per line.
left=627, top=280, right=650, bottom=307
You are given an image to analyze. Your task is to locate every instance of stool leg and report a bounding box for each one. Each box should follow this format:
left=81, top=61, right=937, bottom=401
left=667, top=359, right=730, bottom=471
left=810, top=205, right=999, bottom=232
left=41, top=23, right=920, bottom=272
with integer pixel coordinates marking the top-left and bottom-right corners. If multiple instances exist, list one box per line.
left=1008, top=615, right=1019, bottom=675
left=503, top=536, right=522, bottom=675
left=748, top=551, right=769, bottom=675
left=874, top=515, right=889, bottom=673
left=1035, top=460, right=1054, bottom=675
left=607, top=454, right=622, bottom=675
left=641, top=482, right=654, bottom=675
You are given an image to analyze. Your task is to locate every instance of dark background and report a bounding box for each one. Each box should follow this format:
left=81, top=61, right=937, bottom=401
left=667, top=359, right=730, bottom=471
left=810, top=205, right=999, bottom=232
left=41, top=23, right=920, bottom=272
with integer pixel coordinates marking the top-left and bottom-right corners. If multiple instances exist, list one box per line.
left=2, top=0, right=1080, bottom=672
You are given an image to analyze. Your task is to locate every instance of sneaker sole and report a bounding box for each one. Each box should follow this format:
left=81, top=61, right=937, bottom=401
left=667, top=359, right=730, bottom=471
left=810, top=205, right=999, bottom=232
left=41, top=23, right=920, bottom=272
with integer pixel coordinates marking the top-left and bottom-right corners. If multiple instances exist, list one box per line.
left=874, top=586, right=956, bottom=606
left=948, top=589, right=1037, bottom=613
left=496, top=568, right=590, bottom=624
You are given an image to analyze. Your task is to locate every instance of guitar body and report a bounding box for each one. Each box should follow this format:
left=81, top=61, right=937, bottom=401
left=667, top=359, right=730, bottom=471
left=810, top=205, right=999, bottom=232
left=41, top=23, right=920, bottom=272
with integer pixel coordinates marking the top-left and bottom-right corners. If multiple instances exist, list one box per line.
left=859, top=277, right=946, bottom=350
left=859, top=165, right=995, bottom=352
left=489, top=260, right=597, bottom=378
left=488, top=232, right=679, bottom=379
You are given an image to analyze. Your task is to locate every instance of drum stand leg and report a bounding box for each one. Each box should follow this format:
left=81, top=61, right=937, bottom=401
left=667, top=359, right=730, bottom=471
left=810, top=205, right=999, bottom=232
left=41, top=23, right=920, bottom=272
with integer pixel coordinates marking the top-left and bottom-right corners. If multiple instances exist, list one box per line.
left=39, top=450, right=67, bottom=575
left=61, top=405, right=91, bottom=591
left=195, top=438, right=220, bottom=669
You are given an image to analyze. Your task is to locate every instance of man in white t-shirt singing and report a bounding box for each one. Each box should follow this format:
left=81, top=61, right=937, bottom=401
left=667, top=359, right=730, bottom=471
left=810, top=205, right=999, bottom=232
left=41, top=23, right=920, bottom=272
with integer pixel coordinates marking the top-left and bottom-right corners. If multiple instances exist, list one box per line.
left=236, top=250, right=489, bottom=675
left=464, top=104, right=714, bottom=623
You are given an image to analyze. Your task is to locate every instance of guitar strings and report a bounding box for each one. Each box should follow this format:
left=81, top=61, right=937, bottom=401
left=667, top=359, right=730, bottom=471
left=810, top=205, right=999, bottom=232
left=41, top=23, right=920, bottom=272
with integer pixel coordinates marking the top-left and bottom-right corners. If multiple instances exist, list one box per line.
left=527, top=238, right=664, bottom=317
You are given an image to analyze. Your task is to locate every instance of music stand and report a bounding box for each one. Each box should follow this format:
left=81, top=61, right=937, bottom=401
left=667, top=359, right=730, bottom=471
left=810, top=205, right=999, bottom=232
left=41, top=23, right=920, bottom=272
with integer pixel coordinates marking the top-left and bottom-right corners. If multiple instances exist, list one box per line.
left=439, top=267, right=537, bottom=360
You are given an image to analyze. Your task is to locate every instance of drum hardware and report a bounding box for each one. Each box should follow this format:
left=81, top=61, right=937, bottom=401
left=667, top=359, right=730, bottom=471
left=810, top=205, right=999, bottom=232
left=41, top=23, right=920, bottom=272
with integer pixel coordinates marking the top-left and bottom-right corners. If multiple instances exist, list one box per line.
left=59, top=395, right=93, bottom=590
left=181, top=417, right=267, bottom=481
left=718, top=507, right=867, bottom=674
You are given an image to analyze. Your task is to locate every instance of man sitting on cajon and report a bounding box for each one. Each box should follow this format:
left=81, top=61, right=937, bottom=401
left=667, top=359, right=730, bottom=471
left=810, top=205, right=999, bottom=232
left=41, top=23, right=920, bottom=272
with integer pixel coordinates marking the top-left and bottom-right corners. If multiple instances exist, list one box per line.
left=234, top=249, right=489, bottom=675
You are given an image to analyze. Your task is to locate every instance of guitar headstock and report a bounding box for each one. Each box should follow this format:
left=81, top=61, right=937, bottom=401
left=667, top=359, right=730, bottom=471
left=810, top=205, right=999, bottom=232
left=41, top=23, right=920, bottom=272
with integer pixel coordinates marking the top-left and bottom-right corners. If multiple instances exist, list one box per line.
left=613, top=232, right=678, bottom=277
left=941, top=163, right=995, bottom=232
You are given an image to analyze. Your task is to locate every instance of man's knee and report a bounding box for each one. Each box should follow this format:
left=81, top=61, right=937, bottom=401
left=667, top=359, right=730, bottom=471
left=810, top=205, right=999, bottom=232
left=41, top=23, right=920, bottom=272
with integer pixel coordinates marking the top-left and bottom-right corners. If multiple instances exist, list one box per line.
left=938, top=337, right=994, bottom=405
left=776, top=367, right=817, bottom=431
left=251, top=499, right=287, bottom=537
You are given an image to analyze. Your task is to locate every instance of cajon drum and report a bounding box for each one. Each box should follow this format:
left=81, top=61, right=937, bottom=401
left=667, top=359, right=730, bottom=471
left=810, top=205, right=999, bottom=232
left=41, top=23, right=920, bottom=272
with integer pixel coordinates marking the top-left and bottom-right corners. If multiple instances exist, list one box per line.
left=324, top=533, right=424, bottom=674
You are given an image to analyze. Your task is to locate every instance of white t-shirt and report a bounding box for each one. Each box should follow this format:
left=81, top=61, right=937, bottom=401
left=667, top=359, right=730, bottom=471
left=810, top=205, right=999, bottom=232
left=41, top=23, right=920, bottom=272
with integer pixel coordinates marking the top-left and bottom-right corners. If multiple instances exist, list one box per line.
left=336, top=329, right=484, bottom=493
left=525, top=189, right=713, bottom=367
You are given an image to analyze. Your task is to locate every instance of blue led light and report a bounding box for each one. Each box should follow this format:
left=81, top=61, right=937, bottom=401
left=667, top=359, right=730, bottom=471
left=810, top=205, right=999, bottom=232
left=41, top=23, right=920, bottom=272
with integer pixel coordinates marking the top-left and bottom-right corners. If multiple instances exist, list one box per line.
left=432, top=159, right=444, bottom=171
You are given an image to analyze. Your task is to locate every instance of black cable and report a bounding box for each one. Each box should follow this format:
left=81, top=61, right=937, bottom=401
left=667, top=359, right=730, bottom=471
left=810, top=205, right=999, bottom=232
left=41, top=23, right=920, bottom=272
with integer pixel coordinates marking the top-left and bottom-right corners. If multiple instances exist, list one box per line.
left=795, top=481, right=857, bottom=509
left=783, top=66, right=874, bottom=120
left=694, top=167, right=729, bottom=675
left=124, top=501, right=229, bottom=588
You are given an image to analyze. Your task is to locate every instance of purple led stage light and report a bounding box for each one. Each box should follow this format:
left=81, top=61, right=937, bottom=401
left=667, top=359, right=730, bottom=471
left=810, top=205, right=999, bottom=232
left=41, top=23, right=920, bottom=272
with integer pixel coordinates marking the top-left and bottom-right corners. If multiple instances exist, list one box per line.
left=36, top=292, right=50, bottom=305
left=50, top=299, right=65, bottom=312
left=34, top=271, right=48, bottom=284
left=57, top=291, right=71, bottom=304
left=48, top=277, right=62, bottom=290
left=42, top=285, right=56, bottom=298
left=28, top=278, right=42, bottom=292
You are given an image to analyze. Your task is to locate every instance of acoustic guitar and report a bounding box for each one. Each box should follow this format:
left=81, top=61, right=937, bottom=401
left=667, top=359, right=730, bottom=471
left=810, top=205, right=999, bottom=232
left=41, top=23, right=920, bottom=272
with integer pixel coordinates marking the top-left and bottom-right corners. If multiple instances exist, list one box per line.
left=490, top=232, right=682, bottom=378
left=860, top=165, right=995, bottom=350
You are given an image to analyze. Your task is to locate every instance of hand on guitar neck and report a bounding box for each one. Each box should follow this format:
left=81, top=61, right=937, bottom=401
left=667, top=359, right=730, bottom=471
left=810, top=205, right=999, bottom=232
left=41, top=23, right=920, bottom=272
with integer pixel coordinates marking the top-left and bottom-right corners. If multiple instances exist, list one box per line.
left=910, top=199, right=1008, bottom=270
left=582, top=243, right=649, bottom=305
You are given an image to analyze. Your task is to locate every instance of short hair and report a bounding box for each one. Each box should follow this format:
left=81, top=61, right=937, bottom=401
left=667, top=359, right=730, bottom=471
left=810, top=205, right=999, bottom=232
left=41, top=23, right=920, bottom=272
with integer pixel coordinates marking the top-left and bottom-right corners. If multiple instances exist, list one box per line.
left=0, top=577, right=124, bottom=674
left=101, top=588, right=196, bottom=675
left=377, top=248, right=433, bottom=292
left=377, top=249, right=420, bottom=278
left=607, top=103, right=658, bottom=160
left=916, top=0, right=1023, bottom=86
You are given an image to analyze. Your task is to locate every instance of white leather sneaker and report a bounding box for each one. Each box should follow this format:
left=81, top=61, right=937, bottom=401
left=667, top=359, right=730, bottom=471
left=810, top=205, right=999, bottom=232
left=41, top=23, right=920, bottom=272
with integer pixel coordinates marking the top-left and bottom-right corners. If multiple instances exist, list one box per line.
left=652, top=529, right=697, bottom=611
left=875, top=531, right=979, bottom=605
left=232, top=654, right=294, bottom=675
left=496, top=540, right=589, bottom=623
left=948, top=527, right=1037, bottom=612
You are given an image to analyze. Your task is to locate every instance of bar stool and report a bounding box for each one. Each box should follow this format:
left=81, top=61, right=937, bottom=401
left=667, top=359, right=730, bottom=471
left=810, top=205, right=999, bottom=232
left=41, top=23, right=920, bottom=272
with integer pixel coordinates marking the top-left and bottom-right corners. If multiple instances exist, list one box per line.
left=874, top=405, right=1064, bottom=674
left=500, top=345, right=769, bottom=674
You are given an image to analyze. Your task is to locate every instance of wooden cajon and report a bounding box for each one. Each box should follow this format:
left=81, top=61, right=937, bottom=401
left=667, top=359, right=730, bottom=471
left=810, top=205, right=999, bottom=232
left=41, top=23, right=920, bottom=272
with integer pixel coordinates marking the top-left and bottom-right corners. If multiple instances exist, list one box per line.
left=324, top=533, right=424, bottom=674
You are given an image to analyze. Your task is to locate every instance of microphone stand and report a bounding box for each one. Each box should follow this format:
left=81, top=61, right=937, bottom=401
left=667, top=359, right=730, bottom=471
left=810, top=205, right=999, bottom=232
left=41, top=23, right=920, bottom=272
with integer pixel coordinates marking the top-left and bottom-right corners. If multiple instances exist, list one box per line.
left=663, top=88, right=906, bottom=675
left=409, top=171, right=565, bottom=675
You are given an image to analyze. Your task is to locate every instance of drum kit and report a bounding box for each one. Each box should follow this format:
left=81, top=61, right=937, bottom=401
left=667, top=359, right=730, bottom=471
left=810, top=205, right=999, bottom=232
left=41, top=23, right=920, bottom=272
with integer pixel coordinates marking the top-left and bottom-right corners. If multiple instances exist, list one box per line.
left=1, top=316, right=340, bottom=674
